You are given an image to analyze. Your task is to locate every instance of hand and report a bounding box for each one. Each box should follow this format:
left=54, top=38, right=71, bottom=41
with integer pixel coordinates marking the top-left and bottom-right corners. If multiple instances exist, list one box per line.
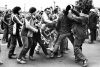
left=34, top=29, right=38, bottom=33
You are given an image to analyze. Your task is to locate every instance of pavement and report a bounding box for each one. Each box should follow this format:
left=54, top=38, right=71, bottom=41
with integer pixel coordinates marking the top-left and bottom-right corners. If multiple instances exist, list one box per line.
left=0, top=34, right=100, bottom=67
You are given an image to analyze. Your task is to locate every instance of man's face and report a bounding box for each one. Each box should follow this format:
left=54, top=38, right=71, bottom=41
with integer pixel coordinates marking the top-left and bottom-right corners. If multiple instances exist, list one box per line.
left=6, top=14, right=12, bottom=21
left=18, top=10, right=22, bottom=15
left=46, top=9, right=51, bottom=14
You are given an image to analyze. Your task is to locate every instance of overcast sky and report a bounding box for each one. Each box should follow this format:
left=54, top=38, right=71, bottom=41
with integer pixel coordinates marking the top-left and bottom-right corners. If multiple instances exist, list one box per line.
left=0, top=0, right=100, bottom=11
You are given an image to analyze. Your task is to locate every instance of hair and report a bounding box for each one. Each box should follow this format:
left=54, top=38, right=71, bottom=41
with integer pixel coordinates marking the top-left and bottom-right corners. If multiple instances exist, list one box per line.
left=44, top=8, right=50, bottom=11
left=66, top=5, right=71, bottom=12
left=63, top=5, right=71, bottom=15
left=71, top=9, right=80, bottom=16
left=12, top=6, right=21, bottom=15
left=29, top=7, right=36, bottom=13
left=53, top=8, right=58, bottom=14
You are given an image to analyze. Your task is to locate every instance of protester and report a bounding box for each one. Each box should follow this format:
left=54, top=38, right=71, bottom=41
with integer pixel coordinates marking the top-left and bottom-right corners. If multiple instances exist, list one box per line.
left=8, top=6, right=23, bottom=59
left=88, top=9, right=99, bottom=44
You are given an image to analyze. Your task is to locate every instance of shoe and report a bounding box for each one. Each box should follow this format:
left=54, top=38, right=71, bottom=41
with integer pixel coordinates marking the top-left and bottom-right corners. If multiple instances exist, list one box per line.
left=82, top=59, right=88, bottom=67
left=21, top=57, right=27, bottom=61
left=8, top=55, right=17, bottom=59
left=46, top=55, right=50, bottom=59
left=88, top=41, right=94, bottom=44
left=57, top=54, right=63, bottom=58
left=17, top=59, right=26, bottom=64
left=0, top=61, right=3, bottom=65
left=63, top=50, right=69, bottom=54
left=12, top=54, right=16, bottom=56
left=50, top=52, right=54, bottom=58
left=29, top=56, right=35, bottom=61
left=75, top=59, right=81, bottom=63
left=36, top=51, right=40, bottom=54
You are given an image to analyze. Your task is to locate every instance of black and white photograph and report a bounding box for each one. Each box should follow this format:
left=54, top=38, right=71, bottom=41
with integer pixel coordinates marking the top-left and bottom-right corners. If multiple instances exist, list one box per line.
left=0, top=0, right=100, bottom=67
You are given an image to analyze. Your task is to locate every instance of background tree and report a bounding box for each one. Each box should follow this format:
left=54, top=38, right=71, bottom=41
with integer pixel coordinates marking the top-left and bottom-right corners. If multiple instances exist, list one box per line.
left=75, top=0, right=93, bottom=14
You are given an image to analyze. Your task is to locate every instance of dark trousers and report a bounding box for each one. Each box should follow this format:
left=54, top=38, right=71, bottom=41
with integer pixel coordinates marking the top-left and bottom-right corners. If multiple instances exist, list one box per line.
left=8, top=33, right=23, bottom=56
left=30, top=33, right=48, bottom=56
left=63, top=37, right=68, bottom=50
left=2, top=28, right=8, bottom=42
left=74, top=37, right=86, bottom=61
left=18, top=36, right=34, bottom=59
left=90, top=28, right=97, bottom=42
left=7, top=35, right=11, bottom=48
left=16, top=32, right=23, bottom=47
left=18, top=34, right=48, bottom=59
left=53, top=33, right=74, bottom=54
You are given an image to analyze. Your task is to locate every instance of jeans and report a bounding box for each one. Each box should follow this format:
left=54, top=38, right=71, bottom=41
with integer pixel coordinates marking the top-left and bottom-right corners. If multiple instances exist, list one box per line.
left=53, top=33, right=74, bottom=54
left=74, top=37, right=86, bottom=61
left=18, top=36, right=34, bottom=59
left=8, top=33, right=23, bottom=56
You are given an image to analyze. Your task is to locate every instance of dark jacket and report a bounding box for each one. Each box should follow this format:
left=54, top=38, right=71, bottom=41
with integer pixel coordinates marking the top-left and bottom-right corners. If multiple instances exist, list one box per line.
left=8, top=14, right=22, bottom=34
left=72, top=16, right=88, bottom=39
left=89, top=12, right=99, bottom=29
left=1, top=14, right=11, bottom=30
left=56, top=14, right=75, bottom=35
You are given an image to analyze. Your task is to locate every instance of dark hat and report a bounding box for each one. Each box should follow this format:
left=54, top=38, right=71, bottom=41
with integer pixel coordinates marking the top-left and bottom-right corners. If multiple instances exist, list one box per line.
left=29, top=7, right=36, bottom=13
left=66, top=5, right=71, bottom=11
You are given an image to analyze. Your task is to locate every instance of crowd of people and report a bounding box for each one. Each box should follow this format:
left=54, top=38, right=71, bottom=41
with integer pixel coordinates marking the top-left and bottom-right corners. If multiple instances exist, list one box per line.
left=0, top=4, right=100, bottom=67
